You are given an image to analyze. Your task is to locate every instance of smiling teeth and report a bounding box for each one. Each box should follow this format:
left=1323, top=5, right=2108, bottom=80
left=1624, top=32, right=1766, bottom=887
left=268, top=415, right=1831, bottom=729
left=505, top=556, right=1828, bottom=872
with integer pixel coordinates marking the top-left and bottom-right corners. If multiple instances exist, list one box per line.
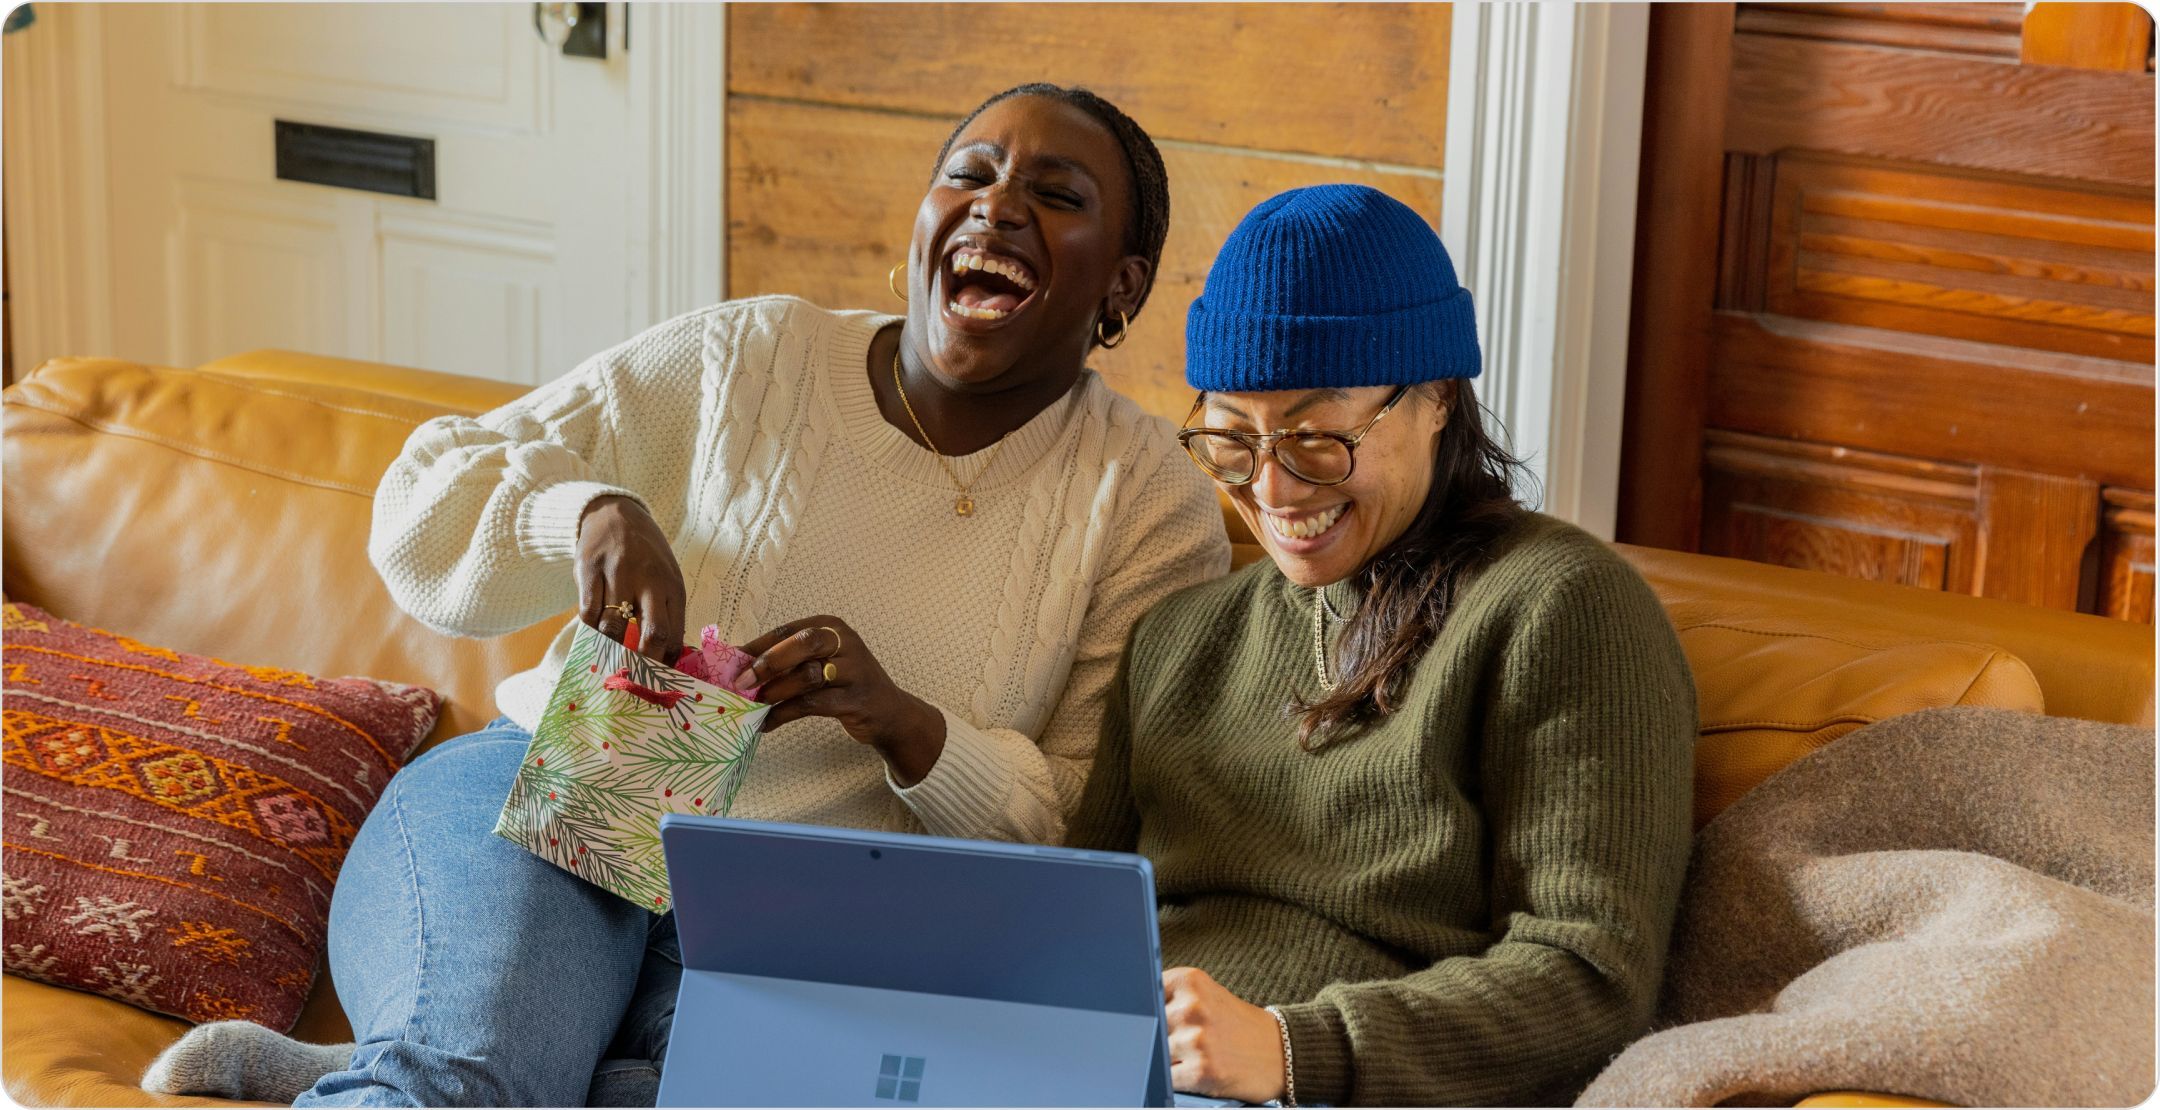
left=1266, top=504, right=1347, bottom=541
left=949, top=251, right=1037, bottom=290
left=948, top=301, right=1010, bottom=320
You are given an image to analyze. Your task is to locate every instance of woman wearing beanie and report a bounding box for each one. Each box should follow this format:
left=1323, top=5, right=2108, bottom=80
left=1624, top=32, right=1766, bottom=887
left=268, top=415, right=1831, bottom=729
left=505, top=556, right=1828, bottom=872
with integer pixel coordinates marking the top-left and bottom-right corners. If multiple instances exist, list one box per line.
left=1068, top=184, right=1696, bottom=1107
left=142, top=85, right=1229, bottom=1108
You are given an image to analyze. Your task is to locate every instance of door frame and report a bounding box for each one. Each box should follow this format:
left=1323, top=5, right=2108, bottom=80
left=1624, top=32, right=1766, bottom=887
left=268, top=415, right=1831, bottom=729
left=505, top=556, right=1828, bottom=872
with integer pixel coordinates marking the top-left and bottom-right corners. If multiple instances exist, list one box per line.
left=3, top=2, right=117, bottom=376
left=1443, top=1, right=1652, bottom=540
left=626, top=1, right=728, bottom=327
left=1611, top=3, right=1734, bottom=552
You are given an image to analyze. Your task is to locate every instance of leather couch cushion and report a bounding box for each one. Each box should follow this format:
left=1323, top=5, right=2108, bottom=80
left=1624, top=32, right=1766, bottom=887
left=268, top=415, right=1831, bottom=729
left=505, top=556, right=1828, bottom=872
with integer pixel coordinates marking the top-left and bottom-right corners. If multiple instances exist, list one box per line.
left=2, top=359, right=565, bottom=753
left=1619, top=546, right=2140, bottom=825
left=196, top=349, right=529, bottom=416
left=2, top=973, right=279, bottom=1107
left=1670, top=621, right=2039, bottom=824
left=1622, top=544, right=2153, bottom=730
left=3, top=358, right=551, bottom=1103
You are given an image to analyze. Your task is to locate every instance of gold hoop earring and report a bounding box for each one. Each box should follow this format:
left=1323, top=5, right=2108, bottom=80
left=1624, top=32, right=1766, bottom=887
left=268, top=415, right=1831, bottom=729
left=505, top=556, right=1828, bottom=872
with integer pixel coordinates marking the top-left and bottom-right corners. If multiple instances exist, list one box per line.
left=1096, top=309, right=1131, bottom=349
left=888, top=262, right=908, bottom=304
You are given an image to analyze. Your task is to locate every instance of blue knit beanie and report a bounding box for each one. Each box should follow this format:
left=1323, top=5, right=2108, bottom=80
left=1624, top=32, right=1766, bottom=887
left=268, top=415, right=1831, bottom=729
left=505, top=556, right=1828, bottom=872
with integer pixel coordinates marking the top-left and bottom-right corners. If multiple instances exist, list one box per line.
left=1185, top=184, right=1480, bottom=391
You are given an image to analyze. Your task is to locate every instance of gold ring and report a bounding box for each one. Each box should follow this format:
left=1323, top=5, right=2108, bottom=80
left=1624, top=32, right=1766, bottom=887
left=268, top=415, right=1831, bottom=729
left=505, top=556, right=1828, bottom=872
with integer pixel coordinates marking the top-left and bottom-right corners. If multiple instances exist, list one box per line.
left=817, top=625, right=843, bottom=657
left=822, top=662, right=839, bottom=684
left=605, top=601, right=637, bottom=622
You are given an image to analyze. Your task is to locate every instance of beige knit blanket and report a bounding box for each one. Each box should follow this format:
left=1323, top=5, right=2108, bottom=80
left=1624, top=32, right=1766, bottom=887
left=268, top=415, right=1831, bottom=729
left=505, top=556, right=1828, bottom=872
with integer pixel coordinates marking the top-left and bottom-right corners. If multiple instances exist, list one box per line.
left=1577, top=707, right=2154, bottom=1108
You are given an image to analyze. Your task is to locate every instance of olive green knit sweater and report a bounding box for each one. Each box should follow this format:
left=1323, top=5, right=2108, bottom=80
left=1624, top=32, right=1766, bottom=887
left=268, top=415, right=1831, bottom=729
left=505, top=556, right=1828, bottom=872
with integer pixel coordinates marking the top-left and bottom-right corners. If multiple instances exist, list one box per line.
left=1067, top=513, right=1698, bottom=1107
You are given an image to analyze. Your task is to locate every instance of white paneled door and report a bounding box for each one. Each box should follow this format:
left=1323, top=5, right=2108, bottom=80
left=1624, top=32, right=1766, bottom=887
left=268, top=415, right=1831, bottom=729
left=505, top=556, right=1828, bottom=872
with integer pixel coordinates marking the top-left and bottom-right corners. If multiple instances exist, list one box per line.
left=89, top=3, right=638, bottom=385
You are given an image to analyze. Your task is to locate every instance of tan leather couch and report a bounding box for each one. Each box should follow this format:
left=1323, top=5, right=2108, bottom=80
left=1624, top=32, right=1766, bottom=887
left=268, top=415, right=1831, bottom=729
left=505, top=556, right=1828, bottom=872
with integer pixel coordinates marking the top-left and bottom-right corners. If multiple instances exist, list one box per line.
left=4, top=351, right=2151, bottom=1108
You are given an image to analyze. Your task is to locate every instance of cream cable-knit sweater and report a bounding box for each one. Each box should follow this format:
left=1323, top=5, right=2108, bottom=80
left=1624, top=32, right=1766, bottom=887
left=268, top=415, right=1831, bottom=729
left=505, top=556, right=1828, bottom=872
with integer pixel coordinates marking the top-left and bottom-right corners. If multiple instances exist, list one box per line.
left=369, top=296, right=1229, bottom=843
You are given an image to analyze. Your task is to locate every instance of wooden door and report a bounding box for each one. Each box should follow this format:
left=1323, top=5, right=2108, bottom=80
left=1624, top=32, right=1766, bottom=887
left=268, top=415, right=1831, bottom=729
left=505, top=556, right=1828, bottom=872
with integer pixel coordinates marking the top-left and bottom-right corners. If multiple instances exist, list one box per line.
left=1618, top=2, right=2156, bottom=623
left=82, top=3, right=636, bottom=384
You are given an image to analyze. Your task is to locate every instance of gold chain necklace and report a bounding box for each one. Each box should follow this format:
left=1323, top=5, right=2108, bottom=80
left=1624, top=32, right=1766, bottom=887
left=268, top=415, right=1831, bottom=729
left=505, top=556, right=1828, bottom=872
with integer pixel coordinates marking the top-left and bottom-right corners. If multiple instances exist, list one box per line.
left=892, top=351, right=1010, bottom=517
left=1311, top=588, right=1340, bottom=692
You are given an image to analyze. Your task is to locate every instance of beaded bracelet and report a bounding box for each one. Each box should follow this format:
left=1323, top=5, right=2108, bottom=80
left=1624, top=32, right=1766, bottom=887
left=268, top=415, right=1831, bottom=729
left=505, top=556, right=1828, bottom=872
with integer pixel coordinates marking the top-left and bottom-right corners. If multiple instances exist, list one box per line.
left=1263, top=1005, right=1297, bottom=1108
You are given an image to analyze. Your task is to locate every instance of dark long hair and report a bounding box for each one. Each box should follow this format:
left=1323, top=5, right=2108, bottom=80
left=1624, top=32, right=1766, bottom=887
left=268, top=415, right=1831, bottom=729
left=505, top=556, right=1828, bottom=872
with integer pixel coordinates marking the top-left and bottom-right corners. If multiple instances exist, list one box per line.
left=1294, top=379, right=1530, bottom=749
left=931, top=83, right=1171, bottom=320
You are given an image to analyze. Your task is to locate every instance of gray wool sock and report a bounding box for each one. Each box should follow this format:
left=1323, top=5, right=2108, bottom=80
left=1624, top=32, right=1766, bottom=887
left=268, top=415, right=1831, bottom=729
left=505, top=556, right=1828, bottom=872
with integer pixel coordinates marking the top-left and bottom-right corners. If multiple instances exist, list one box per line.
left=141, top=1020, right=357, bottom=1102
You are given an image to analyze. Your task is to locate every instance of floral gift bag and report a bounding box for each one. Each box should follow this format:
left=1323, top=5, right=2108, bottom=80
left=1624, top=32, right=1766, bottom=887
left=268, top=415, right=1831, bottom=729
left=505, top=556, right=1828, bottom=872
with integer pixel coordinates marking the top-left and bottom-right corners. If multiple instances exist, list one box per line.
left=493, top=622, right=769, bottom=912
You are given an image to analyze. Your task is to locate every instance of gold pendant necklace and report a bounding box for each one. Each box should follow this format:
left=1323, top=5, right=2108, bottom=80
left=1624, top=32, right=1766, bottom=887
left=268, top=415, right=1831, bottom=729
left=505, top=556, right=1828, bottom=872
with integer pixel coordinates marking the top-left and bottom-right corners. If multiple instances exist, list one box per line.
left=892, top=351, right=1010, bottom=516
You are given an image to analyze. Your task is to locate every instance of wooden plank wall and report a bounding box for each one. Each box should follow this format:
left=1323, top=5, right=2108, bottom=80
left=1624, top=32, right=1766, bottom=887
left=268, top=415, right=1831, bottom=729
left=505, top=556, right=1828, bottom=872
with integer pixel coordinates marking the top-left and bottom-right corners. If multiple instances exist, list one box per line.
left=724, top=3, right=1452, bottom=422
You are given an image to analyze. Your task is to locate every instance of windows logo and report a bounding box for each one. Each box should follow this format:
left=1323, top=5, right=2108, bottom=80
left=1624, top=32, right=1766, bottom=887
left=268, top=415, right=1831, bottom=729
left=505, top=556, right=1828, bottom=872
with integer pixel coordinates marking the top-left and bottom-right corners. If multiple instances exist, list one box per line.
left=875, top=1054, right=926, bottom=1102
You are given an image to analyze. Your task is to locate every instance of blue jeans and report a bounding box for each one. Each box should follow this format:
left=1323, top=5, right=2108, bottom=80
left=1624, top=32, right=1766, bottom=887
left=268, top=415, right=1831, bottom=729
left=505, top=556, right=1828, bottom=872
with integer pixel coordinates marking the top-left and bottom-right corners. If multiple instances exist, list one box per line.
left=298, top=720, right=680, bottom=1107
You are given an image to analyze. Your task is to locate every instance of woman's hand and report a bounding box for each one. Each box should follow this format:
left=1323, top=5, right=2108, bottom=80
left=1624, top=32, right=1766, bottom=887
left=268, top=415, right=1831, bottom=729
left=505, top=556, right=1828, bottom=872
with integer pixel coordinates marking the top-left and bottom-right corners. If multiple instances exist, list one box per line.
left=742, top=616, right=947, bottom=785
left=576, top=495, right=686, bottom=663
left=1162, top=967, right=1287, bottom=1104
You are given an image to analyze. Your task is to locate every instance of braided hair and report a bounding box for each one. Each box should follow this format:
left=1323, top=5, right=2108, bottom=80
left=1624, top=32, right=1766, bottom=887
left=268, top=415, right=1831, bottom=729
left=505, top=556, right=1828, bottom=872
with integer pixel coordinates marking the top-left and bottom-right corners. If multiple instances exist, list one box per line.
left=932, top=83, right=1171, bottom=319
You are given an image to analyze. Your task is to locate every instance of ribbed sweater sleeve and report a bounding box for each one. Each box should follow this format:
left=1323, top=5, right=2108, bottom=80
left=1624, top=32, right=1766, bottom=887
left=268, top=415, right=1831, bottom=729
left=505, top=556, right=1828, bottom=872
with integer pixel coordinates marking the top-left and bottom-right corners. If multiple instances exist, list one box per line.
left=895, top=444, right=1229, bottom=843
left=1277, top=549, right=1697, bottom=1106
left=367, top=321, right=708, bottom=639
left=1061, top=627, right=1144, bottom=854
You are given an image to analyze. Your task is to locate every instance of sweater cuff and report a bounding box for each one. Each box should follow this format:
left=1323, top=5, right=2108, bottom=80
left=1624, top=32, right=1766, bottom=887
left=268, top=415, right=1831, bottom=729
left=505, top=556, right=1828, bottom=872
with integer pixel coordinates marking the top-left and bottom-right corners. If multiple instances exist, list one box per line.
left=516, top=480, right=643, bottom=563
left=888, top=708, right=1018, bottom=840
left=1276, top=1001, right=1353, bottom=1107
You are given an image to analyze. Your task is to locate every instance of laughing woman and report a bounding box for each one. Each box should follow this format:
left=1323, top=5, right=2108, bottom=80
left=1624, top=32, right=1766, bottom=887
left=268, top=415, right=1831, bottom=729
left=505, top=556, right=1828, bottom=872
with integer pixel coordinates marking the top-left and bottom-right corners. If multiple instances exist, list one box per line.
left=143, top=85, right=1228, bottom=1107
left=1068, top=185, right=1697, bottom=1107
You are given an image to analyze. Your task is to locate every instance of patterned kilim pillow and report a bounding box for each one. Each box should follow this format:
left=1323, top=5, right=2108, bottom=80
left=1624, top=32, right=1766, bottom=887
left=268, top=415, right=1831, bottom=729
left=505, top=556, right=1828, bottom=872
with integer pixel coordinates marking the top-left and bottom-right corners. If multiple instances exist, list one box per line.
left=0, top=601, right=439, bottom=1031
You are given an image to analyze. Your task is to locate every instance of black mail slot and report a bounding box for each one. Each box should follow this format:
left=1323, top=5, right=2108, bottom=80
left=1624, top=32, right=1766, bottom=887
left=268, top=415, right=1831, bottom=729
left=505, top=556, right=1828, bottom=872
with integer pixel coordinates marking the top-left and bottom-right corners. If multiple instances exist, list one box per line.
left=274, top=120, right=436, bottom=201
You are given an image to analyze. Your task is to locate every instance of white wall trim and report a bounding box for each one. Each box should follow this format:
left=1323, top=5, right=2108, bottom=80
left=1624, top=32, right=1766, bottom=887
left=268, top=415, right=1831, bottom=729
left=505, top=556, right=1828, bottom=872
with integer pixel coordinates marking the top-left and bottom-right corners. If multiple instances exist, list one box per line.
left=1442, top=2, right=1649, bottom=539
left=625, top=1, right=728, bottom=331
left=4, top=3, right=115, bottom=372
